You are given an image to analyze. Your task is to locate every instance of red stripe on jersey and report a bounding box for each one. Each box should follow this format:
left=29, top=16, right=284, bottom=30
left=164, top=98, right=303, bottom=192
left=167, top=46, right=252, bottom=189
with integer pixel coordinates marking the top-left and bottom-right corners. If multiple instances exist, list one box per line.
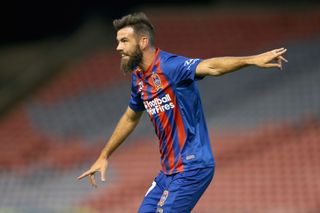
left=155, top=59, right=187, bottom=174
left=135, top=70, right=164, bottom=169
left=145, top=63, right=174, bottom=173
left=142, top=64, right=170, bottom=173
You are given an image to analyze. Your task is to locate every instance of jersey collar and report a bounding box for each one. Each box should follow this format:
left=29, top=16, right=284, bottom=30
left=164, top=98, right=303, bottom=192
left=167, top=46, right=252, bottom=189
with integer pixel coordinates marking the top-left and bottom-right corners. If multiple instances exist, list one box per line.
left=142, top=48, right=160, bottom=75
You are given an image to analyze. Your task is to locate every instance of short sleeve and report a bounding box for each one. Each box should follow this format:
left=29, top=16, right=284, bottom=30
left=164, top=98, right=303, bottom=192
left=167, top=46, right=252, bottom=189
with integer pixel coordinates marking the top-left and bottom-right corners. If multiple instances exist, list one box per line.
left=164, top=55, right=203, bottom=84
left=128, top=73, right=145, bottom=112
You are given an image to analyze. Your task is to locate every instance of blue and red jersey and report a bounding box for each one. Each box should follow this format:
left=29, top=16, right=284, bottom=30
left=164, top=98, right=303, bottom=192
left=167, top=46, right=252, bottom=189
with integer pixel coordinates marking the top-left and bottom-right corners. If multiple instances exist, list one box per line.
left=129, top=48, right=214, bottom=175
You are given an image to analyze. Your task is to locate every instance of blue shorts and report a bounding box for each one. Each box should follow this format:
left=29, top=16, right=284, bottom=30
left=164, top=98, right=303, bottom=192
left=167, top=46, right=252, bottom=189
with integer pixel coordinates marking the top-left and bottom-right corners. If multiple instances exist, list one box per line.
left=138, top=166, right=215, bottom=213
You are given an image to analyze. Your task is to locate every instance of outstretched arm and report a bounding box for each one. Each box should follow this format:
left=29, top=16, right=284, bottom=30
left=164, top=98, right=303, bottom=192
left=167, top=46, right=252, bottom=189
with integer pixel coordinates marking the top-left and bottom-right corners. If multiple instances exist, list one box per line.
left=77, top=106, right=143, bottom=187
left=196, top=48, right=288, bottom=77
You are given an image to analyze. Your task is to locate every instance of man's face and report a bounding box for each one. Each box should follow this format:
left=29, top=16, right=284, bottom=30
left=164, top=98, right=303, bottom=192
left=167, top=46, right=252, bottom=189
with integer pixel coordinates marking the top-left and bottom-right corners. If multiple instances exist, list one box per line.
left=116, top=27, right=143, bottom=73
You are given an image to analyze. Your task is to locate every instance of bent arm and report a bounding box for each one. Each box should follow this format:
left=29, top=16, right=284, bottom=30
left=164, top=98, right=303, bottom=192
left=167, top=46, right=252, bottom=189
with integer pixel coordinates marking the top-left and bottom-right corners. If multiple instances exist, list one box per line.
left=196, top=48, right=287, bottom=77
left=100, top=106, right=143, bottom=159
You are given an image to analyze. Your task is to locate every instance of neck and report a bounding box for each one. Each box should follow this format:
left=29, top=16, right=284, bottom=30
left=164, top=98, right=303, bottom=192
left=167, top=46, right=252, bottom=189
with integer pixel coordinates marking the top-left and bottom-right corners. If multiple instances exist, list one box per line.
left=139, top=47, right=156, bottom=71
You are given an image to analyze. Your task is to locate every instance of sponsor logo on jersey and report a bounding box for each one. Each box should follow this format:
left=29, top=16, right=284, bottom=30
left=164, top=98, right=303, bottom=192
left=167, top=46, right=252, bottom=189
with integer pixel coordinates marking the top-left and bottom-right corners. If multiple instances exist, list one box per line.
left=144, top=94, right=175, bottom=116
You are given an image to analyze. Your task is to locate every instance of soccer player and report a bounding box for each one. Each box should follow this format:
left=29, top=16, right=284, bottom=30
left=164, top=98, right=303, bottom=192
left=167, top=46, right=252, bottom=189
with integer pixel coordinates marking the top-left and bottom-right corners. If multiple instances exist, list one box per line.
left=78, top=12, right=287, bottom=212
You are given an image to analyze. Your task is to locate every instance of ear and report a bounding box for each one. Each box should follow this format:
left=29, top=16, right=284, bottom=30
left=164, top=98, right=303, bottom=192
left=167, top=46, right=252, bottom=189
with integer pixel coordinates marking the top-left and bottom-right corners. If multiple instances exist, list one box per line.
left=139, top=36, right=149, bottom=50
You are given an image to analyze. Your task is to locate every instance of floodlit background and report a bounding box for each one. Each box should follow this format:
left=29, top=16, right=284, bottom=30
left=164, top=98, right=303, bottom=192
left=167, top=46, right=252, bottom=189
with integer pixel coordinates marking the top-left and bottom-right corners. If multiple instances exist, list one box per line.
left=0, top=1, right=319, bottom=212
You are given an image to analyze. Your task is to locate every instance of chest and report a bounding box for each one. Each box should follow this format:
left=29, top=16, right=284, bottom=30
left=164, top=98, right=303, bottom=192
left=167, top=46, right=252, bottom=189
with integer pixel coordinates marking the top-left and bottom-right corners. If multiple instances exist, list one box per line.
left=137, top=72, right=171, bottom=101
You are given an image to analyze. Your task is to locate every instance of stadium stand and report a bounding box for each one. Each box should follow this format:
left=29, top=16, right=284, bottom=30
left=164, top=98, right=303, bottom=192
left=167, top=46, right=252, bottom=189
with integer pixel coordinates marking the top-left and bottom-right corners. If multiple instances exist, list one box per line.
left=0, top=6, right=319, bottom=213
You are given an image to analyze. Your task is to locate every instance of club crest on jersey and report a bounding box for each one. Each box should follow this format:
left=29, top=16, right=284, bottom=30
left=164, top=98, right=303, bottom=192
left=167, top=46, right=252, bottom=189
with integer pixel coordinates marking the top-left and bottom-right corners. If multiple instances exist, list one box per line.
left=152, top=73, right=162, bottom=90
left=158, top=190, right=169, bottom=207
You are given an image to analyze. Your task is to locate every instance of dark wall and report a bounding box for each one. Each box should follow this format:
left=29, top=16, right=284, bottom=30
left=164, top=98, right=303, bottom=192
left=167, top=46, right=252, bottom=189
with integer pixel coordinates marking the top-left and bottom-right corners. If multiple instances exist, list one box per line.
left=1, top=0, right=213, bottom=45
left=1, top=0, right=318, bottom=45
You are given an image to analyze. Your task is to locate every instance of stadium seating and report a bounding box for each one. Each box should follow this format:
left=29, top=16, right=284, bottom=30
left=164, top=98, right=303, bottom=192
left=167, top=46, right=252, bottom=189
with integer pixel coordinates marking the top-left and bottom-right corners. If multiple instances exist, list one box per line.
left=0, top=7, right=319, bottom=213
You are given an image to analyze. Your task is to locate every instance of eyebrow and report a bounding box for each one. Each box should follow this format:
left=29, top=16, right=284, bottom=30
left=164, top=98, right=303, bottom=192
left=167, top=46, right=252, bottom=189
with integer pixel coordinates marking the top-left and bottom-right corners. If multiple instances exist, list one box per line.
left=116, top=36, right=129, bottom=42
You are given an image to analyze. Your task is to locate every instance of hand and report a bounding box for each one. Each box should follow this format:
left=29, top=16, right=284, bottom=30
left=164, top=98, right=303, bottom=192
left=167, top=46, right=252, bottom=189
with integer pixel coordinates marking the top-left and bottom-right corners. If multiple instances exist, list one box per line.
left=254, top=48, right=288, bottom=70
left=77, top=157, right=108, bottom=187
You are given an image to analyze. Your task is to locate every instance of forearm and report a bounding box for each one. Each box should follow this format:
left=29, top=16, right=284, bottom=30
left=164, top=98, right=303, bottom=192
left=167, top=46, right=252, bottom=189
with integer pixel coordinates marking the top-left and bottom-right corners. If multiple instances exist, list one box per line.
left=99, top=107, right=142, bottom=159
left=198, top=56, right=254, bottom=76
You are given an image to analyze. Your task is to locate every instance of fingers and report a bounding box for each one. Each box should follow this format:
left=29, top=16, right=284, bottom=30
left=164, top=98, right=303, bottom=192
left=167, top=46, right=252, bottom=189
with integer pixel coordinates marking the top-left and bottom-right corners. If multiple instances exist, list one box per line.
left=263, top=58, right=287, bottom=70
left=90, top=174, right=97, bottom=188
left=273, top=48, right=288, bottom=59
left=270, top=48, right=288, bottom=70
left=77, top=170, right=98, bottom=187
left=77, top=170, right=92, bottom=180
left=262, top=63, right=281, bottom=69
left=78, top=166, right=107, bottom=187
left=278, top=57, right=282, bottom=70
left=273, top=47, right=287, bottom=54
left=279, top=56, right=288, bottom=63
left=101, top=166, right=106, bottom=182
left=77, top=159, right=108, bottom=187
left=277, top=54, right=288, bottom=70
left=100, top=159, right=108, bottom=182
left=77, top=168, right=98, bottom=188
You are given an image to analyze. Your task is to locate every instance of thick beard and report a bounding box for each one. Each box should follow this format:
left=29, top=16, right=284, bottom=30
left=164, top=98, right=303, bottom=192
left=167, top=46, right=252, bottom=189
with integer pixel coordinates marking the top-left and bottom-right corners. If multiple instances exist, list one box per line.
left=120, top=46, right=143, bottom=74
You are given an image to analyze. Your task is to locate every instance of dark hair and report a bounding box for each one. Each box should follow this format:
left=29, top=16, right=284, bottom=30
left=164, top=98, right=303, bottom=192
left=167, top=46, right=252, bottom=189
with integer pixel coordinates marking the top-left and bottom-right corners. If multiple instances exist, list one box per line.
left=113, top=12, right=155, bottom=47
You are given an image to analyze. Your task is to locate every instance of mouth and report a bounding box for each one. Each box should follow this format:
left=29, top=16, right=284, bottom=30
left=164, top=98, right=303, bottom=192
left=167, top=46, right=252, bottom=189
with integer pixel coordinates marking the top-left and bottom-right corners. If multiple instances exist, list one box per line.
left=121, top=53, right=129, bottom=58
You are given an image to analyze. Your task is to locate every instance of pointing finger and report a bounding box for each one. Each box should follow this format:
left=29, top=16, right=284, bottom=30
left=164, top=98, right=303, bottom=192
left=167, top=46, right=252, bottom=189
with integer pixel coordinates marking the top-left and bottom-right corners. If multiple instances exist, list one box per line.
left=272, top=48, right=286, bottom=55
left=77, top=170, right=92, bottom=180
left=276, top=47, right=287, bottom=52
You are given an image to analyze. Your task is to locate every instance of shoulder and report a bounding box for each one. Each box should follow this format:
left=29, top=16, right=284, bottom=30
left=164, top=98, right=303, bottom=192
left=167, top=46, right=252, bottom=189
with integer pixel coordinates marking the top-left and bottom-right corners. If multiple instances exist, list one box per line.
left=159, top=50, right=180, bottom=61
left=158, top=50, right=186, bottom=70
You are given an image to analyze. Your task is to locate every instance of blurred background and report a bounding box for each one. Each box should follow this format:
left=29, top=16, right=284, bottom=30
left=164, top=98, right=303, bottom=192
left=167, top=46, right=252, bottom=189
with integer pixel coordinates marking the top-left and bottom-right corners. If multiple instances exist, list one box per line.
left=0, top=0, right=319, bottom=212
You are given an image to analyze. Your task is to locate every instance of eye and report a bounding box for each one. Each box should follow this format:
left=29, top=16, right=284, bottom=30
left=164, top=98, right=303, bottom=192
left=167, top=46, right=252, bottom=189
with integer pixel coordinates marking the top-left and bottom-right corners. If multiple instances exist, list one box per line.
left=121, top=38, right=129, bottom=43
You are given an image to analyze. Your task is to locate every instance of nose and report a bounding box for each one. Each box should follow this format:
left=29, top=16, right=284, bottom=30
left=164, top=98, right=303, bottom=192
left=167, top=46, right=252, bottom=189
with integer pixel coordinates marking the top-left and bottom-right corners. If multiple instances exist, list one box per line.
left=116, top=42, right=123, bottom=52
